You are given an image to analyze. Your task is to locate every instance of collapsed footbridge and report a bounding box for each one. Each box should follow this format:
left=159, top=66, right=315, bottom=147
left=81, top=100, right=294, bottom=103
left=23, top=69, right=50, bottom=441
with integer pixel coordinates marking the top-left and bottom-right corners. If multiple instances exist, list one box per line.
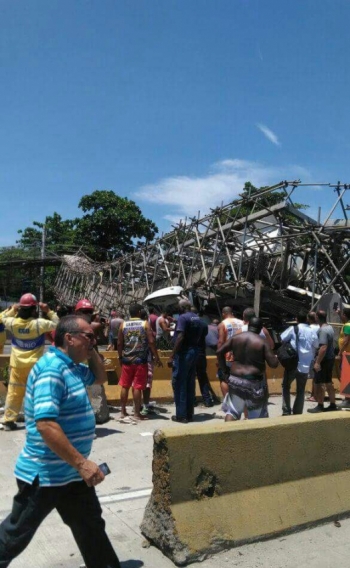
left=54, top=181, right=350, bottom=322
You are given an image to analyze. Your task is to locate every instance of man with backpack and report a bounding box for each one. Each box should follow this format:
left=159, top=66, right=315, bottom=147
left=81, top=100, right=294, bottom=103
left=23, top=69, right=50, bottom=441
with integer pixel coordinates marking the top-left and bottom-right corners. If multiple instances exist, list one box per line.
left=280, top=312, right=318, bottom=416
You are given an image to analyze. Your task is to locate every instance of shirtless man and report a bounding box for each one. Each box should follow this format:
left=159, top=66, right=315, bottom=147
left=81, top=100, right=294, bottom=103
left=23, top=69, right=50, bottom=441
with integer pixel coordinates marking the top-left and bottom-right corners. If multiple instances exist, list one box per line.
left=156, top=309, right=173, bottom=350
left=217, top=317, right=278, bottom=421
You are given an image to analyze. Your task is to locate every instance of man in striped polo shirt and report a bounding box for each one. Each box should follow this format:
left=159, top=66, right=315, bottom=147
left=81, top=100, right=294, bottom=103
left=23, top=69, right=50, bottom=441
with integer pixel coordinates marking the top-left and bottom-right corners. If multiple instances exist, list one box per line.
left=0, top=315, right=121, bottom=568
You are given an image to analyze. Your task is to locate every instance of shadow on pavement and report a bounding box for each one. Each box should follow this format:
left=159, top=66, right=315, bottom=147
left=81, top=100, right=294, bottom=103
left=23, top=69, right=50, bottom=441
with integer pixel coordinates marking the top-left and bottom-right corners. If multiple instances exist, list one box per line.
left=95, top=427, right=124, bottom=437
left=151, top=405, right=169, bottom=414
left=147, top=413, right=170, bottom=421
left=121, top=561, right=144, bottom=568
left=193, top=412, right=217, bottom=422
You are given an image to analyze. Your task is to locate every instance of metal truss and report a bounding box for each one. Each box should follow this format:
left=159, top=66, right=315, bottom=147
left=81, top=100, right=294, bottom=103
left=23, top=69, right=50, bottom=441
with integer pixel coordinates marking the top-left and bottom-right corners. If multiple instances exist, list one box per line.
left=54, top=181, right=350, bottom=319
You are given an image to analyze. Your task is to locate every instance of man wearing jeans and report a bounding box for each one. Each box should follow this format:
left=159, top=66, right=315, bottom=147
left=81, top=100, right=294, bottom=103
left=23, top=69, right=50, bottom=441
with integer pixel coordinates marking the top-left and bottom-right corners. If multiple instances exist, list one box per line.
left=281, top=312, right=319, bottom=416
left=168, top=300, right=202, bottom=423
left=0, top=315, right=121, bottom=568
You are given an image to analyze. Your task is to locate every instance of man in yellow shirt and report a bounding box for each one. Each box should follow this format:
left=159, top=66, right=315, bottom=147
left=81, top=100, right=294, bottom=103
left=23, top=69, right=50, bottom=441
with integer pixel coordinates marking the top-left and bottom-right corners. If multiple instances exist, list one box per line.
left=0, top=293, right=58, bottom=431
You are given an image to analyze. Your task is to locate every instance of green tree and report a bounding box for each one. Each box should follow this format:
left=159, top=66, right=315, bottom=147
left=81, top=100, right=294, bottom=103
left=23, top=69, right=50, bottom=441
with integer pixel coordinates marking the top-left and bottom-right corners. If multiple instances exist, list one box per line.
left=74, top=191, right=158, bottom=261
left=0, top=246, right=37, bottom=301
left=230, top=182, right=309, bottom=219
left=15, top=213, right=78, bottom=303
left=17, top=212, right=76, bottom=255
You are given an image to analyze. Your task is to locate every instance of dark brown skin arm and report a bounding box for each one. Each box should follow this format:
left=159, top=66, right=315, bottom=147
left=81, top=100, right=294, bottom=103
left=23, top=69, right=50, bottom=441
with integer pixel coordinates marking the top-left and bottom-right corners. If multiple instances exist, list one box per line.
left=264, top=343, right=279, bottom=368
left=216, top=338, right=233, bottom=376
left=117, top=326, right=124, bottom=360
left=263, top=327, right=275, bottom=349
left=169, top=331, right=184, bottom=361
left=314, top=344, right=327, bottom=369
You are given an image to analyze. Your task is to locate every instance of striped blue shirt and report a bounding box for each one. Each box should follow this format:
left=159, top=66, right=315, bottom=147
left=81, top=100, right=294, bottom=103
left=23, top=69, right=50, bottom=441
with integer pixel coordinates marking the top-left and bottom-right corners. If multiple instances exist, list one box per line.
left=15, top=347, right=96, bottom=486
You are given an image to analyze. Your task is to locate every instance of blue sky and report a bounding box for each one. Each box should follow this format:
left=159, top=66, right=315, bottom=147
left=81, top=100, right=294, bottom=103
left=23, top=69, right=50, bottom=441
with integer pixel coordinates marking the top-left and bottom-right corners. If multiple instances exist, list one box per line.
left=1, top=0, right=349, bottom=246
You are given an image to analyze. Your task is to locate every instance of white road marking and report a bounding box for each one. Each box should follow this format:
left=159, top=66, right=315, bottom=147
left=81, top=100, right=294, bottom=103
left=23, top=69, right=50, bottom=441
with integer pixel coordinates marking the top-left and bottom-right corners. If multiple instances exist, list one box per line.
left=98, top=487, right=152, bottom=504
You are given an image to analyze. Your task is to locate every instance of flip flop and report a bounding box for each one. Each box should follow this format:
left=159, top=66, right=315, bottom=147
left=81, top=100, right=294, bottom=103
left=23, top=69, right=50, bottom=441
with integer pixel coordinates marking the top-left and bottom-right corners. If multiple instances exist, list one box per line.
left=118, top=416, right=137, bottom=425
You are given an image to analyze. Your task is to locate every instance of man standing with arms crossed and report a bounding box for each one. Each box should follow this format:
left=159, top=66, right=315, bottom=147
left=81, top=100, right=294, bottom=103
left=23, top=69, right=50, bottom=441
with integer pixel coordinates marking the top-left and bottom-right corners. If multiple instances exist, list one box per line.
left=0, top=315, right=121, bottom=568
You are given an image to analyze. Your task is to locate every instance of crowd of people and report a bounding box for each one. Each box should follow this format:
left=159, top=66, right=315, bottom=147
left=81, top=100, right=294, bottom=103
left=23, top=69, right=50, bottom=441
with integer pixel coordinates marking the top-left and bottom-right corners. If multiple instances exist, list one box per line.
left=0, top=292, right=349, bottom=567
left=1, top=296, right=349, bottom=429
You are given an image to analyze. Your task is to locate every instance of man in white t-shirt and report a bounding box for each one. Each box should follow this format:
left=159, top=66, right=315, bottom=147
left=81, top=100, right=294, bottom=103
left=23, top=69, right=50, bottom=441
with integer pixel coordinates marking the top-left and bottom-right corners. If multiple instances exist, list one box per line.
left=281, top=312, right=318, bottom=415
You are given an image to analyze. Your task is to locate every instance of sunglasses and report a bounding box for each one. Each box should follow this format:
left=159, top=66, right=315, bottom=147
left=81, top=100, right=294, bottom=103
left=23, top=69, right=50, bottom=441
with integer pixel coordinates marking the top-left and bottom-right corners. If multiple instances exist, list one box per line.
left=71, top=331, right=95, bottom=341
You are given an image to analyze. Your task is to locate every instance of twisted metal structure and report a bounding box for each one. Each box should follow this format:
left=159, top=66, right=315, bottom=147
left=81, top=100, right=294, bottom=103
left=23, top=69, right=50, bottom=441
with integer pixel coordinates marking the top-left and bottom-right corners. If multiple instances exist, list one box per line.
left=54, top=181, right=350, bottom=321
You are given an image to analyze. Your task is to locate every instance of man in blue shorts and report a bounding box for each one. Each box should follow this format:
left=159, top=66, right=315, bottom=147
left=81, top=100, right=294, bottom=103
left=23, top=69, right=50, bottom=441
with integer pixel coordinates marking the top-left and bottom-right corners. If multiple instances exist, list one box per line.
left=0, top=315, right=121, bottom=568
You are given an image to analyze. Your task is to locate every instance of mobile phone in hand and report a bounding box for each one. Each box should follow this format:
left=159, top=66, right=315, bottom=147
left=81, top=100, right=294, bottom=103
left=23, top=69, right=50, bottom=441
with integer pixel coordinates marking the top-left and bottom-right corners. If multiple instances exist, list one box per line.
left=99, top=463, right=111, bottom=476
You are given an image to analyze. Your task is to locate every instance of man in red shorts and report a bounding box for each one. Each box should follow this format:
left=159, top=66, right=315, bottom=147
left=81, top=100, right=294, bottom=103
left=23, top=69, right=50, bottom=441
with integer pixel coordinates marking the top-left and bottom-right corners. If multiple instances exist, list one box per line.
left=118, top=304, right=162, bottom=421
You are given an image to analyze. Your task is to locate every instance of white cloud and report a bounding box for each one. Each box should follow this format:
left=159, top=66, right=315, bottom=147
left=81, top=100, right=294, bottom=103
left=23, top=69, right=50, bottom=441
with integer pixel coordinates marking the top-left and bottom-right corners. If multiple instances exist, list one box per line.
left=256, top=123, right=281, bottom=146
left=257, top=43, right=264, bottom=61
left=135, top=159, right=311, bottom=224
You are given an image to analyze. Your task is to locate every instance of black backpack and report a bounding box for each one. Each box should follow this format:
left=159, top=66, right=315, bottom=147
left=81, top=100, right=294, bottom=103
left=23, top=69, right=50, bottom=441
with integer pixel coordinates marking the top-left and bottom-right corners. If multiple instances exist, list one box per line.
left=277, top=325, right=299, bottom=370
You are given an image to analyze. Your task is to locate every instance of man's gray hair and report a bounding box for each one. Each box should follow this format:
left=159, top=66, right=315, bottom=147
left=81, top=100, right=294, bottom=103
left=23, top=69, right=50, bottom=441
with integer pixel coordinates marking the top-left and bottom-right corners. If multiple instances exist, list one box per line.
left=55, top=315, right=85, bottom=347
left=243, top=307, right=256, bottom=322
left=178, top=299, right=192, bottom=311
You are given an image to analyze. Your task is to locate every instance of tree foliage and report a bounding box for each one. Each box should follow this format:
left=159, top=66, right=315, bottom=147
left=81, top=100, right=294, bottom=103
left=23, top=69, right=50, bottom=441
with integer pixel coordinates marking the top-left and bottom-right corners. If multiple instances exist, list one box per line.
left=232, top=182, right=309, bottom=218
left=0, top=191, right=159, bottom=302
left=74, top=191, right=158, bottom=261
left=17, top=213, right=76, bottom=255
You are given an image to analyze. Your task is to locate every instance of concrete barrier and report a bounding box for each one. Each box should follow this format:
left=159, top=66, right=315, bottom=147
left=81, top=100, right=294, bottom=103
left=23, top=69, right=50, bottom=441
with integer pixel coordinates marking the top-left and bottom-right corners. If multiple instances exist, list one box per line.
left=141, top=413, right=350, bottom=565
left=0, top=353, right=341, bottom=404
left=103, top=353, right=340, bottom=404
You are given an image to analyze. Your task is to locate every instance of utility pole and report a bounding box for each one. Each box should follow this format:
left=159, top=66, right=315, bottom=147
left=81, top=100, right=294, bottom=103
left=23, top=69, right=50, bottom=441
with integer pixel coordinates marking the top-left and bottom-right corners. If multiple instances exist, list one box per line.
left=39, top=225, right=46, bottom=303
left=311, top=207, right=321, bottom=307
left=254, top=246, right=264, bottom=317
